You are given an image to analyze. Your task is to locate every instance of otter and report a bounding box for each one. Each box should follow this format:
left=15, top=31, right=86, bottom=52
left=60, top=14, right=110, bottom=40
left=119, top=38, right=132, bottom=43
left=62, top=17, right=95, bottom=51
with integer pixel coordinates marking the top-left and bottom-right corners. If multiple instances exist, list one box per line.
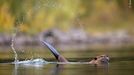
left=41, top=41, right=109, bottom=65
left=89, top=55, right=109, bottom=65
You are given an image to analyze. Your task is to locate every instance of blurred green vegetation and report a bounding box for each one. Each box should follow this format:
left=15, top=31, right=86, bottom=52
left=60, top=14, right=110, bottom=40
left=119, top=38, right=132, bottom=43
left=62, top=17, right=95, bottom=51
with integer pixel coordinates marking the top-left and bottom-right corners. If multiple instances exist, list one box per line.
left=0, top=0, right=134, bottom=34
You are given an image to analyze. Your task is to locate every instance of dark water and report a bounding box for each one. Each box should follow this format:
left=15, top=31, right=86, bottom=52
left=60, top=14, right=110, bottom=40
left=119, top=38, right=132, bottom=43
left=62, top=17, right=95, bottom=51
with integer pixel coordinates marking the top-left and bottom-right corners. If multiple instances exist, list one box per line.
left=0, top=47, right=134, bottom=75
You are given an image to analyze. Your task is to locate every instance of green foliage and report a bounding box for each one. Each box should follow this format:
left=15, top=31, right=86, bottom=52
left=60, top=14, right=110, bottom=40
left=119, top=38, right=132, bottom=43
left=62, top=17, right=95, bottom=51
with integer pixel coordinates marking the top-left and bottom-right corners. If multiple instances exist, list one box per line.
left=0, top=0, right=134, bottom=34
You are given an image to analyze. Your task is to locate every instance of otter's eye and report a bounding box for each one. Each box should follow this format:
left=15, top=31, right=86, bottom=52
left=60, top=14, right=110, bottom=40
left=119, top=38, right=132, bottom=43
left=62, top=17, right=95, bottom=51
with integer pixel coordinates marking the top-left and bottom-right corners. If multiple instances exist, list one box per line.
left=94, top=57, right=97, bottom=60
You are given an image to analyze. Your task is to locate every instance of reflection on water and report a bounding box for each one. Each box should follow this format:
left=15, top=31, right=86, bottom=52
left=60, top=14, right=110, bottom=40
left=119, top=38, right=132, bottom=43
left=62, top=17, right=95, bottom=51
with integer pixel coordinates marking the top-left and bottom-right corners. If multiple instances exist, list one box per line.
left=12, top=64, right=65, bottom=75
left=0, top=60, right=134, bottom=75
left=11, top=63, right=109, bottom=75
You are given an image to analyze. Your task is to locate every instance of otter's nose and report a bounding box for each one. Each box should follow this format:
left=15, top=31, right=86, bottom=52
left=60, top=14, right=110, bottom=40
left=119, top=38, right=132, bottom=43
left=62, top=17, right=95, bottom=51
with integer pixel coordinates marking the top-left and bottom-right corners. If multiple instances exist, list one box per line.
left=101, top=56, right=110, bottom=64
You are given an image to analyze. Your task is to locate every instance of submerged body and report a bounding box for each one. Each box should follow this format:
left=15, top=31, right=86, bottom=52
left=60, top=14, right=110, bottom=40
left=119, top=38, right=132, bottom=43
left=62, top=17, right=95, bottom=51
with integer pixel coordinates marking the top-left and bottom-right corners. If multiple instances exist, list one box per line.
left=41, top=41, right=109, bottom=66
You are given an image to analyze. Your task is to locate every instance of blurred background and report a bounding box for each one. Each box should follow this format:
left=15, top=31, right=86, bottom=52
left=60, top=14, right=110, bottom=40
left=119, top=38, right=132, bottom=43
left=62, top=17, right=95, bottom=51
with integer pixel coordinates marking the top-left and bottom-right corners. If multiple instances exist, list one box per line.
left=1, top=1, right=134, bottom=75
left=0, top=0, right=134, bottom=59
left=0, top=0, right=134, bottom=33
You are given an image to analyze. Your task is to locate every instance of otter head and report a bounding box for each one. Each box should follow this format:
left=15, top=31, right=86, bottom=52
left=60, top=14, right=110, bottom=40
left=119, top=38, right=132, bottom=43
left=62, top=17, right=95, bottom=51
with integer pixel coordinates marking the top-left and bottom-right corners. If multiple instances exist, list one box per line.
left=89, top=55, right=109, bottom=66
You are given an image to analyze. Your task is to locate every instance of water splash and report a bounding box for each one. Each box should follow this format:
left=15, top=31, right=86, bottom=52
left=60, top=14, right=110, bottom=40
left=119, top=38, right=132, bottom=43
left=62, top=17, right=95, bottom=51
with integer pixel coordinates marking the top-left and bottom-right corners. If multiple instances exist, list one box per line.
left=11, top=27, right=19, bottom=63
left=14, top=58, right=47, bottom=64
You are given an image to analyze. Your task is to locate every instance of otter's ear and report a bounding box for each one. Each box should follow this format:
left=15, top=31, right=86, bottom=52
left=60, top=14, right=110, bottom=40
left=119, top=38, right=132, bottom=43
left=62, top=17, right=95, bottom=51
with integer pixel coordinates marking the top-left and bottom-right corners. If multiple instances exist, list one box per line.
left=94, top=57, right=97, bottom=60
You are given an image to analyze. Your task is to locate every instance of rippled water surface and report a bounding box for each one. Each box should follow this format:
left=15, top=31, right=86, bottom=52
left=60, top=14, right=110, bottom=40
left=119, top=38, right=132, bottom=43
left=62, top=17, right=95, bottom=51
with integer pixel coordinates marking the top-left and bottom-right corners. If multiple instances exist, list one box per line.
left=0, top=47, right=134, bottom=75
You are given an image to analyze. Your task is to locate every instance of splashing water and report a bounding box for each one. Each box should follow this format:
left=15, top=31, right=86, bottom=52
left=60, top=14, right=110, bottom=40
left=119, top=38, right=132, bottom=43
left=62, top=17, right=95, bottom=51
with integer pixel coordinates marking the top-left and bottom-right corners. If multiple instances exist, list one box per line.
left=11, top=27, right=19, bottom=63
left=10, top=24, right=49, bottom=65
left=13, top=58, right=48, bottom=64
left=10, top=27, right=48, bottom=65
